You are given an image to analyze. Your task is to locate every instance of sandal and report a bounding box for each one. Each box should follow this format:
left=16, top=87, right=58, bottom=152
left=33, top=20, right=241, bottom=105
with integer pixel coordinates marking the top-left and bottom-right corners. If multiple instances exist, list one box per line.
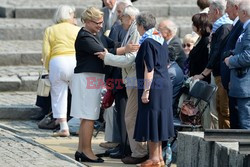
left=52, top=130, right=70, bottom=137
left=140, top=160, right=161, bottom=167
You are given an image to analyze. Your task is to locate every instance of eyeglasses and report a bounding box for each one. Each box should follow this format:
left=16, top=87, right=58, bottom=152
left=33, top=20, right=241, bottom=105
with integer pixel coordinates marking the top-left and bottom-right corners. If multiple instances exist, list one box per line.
left=182, top=43, right=192, bottom=48
left=91, top=20, right=103, bottom=25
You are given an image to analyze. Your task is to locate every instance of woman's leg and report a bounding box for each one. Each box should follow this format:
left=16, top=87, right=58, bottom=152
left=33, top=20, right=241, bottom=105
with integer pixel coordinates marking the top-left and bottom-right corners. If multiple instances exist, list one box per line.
left=77, top=119, right=83, bottom=152
left=141, top=141, right=161, bottom=166
left=159, top=142, right=164, bottom=165
left=57, top=118, right=68, bottom=131
left=80, top=119, right=98, bottom=159
left=148, top=141, right=160, bottom=162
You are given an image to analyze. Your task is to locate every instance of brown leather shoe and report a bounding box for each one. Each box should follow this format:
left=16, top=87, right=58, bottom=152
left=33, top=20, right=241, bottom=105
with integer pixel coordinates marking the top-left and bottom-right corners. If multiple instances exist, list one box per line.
left=121, top=155, right=148, bottom=164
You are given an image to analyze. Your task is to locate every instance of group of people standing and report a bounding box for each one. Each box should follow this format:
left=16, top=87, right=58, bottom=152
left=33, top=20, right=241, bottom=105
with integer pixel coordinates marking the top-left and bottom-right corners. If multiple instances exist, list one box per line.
left=41, top=0, right=250, bottom=166
left=190, top=0, right=250, bottom=130
left=42, top=0, right=174, bottom=166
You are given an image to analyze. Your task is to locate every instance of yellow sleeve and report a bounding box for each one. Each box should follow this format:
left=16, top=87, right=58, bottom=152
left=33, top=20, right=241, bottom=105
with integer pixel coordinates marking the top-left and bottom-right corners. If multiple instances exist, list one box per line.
left=42, top=27, right=51, bottom=70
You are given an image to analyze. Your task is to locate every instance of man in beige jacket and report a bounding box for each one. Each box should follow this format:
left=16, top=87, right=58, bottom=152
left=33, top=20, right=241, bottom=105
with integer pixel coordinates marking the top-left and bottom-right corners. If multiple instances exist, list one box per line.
left=95, top=6, right=148, bottom=164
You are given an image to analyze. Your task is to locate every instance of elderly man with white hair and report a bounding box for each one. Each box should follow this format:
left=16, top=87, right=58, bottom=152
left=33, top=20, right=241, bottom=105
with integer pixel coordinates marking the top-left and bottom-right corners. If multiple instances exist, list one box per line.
left=95, top=6, right=148, bottom=164
left=220, top=0, right=244, bottom=129
left=109, top=0, right=133, bottom=48
left=194, top=0, right=233, bottom=129
left=224, top=0, right=250, bottom=129
left=103, top=0, right=134, bottom=159
left=158, top=19, right=187, bottom=71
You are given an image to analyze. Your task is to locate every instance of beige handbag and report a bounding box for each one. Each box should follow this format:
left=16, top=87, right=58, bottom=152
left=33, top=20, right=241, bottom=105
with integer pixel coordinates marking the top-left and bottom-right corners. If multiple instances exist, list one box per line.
left=37, top=60, right=51, bottom=97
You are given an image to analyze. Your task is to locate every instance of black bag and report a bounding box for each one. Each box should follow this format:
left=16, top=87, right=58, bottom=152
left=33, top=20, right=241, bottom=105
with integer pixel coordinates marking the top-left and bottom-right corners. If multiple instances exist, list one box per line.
left=35, top=89, right=72, bottom=121
left=38, top=112, right=58, bottom=129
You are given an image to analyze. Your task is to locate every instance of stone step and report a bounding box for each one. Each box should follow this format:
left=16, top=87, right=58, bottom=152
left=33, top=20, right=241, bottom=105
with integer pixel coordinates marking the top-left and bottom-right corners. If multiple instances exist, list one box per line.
left=0, top=18, right=52, bottom=40
left=0, top=16, right=192, bottom=40
left=0, top=40, right=42, bottom=66
left=169, top=5, right=200, bottom=17
left=0, top=0, right=199, bottom=18
left=0, top=0, right=102, bottom=18
left=0, top=65, right=40, bottom=92
left=0, top=91, right=42, bottom=120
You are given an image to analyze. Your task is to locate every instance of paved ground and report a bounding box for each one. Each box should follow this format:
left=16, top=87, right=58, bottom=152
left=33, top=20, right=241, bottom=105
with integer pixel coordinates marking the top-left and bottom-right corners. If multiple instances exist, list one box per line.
left=0, top=120, right=134, bottom=167
left=0, top=120, right=176, bottom=167
left=0, top=127, right=82, bottom=167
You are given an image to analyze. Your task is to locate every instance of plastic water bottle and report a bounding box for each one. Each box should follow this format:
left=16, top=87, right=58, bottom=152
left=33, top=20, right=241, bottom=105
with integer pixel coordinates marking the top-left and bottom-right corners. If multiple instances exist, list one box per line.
left=165, top=143, right=172, bottom=167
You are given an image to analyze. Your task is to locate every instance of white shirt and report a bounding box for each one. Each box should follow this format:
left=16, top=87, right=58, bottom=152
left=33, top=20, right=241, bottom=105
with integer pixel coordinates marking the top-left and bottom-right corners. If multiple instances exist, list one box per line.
left=167, top=37, right=174, bottom=45
left=233, top=16, right=239, bottom=26
left=108, top=2, right=117, bottom=29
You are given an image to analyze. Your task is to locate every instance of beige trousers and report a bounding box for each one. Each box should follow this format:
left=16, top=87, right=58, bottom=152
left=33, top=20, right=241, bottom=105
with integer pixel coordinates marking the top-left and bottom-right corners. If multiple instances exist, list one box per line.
left=214, top=76, right=230, bottom=129
left=125, top=88, right=148, bottom=158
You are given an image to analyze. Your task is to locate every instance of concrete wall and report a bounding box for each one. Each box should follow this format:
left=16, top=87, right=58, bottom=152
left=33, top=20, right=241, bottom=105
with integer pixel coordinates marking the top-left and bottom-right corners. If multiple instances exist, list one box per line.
left=177, top=132, right=245, bottom=167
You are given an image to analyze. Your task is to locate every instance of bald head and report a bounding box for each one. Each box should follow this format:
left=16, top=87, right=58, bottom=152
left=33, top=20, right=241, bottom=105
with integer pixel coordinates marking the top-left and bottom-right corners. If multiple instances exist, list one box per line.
left=158, top=19, right=178, bottom=40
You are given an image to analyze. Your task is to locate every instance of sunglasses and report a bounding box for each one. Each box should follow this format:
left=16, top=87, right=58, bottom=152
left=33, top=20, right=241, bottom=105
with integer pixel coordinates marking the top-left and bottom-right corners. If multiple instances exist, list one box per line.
left=91, top=20, right=104, bottom=25
left=182, top=43, right=192, bottom=48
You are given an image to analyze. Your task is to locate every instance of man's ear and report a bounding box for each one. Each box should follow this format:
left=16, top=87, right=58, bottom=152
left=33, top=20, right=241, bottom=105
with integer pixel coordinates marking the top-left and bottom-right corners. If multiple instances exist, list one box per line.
left=235, top=4, right=239, bottom=11
left=243, top=10, right=247, bottom=17
left=215, top=8, right=220, bottom=15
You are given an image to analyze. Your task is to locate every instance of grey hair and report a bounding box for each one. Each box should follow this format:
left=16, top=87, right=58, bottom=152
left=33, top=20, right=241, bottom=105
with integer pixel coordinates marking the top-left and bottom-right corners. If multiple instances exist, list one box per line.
left=210, top=0, right=227, bottom=14
left=239, top=0, right=250, bottom=15
left=53, top=5, right=75, bottom=24
left=136, top=12, right=156, bottom=31
left=226, top=0, right=242, bottom=6
left=123, top=6, right=140, bottom=18
left=163, top=19, right=178, bottom=36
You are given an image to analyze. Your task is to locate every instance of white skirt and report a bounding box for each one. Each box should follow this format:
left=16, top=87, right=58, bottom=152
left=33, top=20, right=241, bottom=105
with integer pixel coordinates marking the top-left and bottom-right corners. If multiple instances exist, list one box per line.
left=70, top=72, right=105, bottom=120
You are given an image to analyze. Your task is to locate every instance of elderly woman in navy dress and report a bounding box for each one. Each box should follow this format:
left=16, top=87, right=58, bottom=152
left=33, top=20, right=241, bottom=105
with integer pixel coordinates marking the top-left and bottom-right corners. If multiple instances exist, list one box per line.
left=134, top=12, right=175, bottom=167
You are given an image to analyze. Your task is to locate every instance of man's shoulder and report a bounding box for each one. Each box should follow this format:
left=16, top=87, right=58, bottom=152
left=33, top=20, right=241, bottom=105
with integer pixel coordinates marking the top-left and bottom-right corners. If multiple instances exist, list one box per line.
left=215, top=24, right=232, bottom=34
left=245, top=23, right=250, bottom=32
left=169, top=36, right=182, bottom=45
left=101, top=7, right=108, bottom=12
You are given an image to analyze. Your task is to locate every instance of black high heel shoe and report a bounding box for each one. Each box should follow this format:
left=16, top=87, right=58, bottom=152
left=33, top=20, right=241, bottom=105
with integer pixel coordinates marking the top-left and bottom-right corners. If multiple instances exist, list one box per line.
left=81, top=152, right=104, bottom=163
left=75, top=151, right=82, bottom=162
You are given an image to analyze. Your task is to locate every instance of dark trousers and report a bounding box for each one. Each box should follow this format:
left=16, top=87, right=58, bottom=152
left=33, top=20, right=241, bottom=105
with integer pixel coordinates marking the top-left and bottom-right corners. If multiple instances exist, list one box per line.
left=229, top=96, right=239, bottom=129
left=113, top=88, right=128, bottom=155
left=36, top=89, right=72, bottom=121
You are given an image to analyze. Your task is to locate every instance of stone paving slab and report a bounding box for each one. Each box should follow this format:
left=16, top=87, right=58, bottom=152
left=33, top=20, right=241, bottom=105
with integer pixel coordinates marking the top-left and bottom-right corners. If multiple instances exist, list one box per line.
left=0, top=66, right=40, bottom=91
left=0, top=127, right=84, bottom=167
left=0, top=40, right=42, bottom=65
left=0, top=92, right=42, bottom=119
left=0, top=120, right=134, bottom=167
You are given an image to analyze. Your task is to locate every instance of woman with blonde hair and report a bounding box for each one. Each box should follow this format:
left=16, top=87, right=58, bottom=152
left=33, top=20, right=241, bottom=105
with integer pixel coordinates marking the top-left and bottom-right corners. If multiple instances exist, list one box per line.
left=42, top=5, right=80, bottom=137
left=70, top=7, right=105, bottom=163
left=182, top=33, right=199, bottom=56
